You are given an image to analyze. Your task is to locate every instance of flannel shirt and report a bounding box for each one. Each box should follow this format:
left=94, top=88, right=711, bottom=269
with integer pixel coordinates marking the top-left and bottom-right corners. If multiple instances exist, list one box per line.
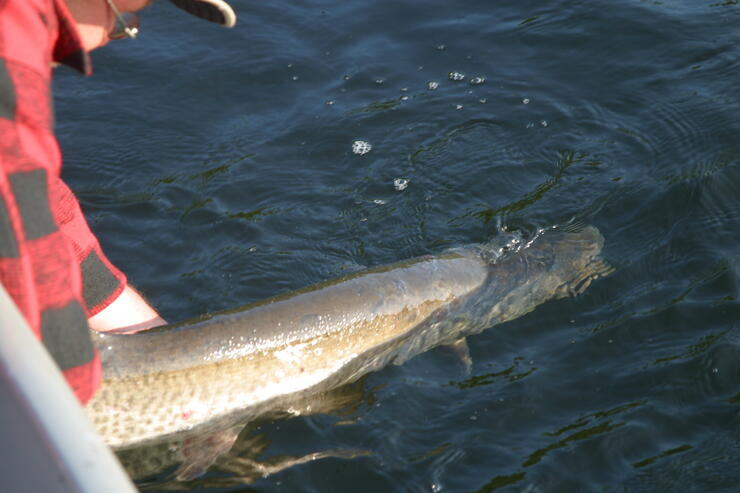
left=0, top=0, right=127, bottom=403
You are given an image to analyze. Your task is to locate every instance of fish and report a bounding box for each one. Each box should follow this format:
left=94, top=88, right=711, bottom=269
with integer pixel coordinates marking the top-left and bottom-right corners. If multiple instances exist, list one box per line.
left=87, top=224, right=612, bottom=478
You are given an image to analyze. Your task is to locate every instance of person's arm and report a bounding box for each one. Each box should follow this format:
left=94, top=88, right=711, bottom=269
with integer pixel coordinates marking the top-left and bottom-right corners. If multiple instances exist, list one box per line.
left=46, top=178, right=163, bottom=334
left=88, top=284, right=166, bottom=333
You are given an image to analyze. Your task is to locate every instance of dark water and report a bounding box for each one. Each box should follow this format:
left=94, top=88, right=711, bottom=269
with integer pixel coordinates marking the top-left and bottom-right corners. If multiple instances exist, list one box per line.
left=54, top=0, right=740, bottom=491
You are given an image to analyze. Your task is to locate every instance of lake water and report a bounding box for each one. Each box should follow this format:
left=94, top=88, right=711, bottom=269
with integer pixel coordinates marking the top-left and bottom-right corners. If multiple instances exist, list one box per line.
left=54, top=0, right=740, bottom=491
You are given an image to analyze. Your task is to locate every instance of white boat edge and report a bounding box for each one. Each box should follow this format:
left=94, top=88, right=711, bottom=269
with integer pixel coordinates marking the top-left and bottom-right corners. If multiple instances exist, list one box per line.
left=0, top=283, right=136, bottom=493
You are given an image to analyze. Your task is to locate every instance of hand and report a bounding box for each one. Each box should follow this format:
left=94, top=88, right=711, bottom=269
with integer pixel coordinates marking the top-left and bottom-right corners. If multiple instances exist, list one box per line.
left=88, top=284, right=166, bottom=333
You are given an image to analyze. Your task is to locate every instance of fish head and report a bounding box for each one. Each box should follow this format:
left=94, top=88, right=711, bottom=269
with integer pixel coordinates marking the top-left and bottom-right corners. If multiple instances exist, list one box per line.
left=532, top=224, right=613, bottom=299
left=471, top=224, right=612, bottom=328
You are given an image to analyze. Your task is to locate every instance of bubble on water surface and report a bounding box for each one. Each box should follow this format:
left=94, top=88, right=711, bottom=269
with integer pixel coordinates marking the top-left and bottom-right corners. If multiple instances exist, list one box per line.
left=522, top=98, right=530, bottom=104
left=393, top=178, right=409, bottom=191
left=436, top=44, right=446, bottom=51
left=469, top=76, right=486, bottom=85
left=373, top=199, right=386, bottom=205
left=541, top=120, right=548, bottom=127
left=448, top=71, right=466, bottom=81
left=352, top=140, right=372, bottom=155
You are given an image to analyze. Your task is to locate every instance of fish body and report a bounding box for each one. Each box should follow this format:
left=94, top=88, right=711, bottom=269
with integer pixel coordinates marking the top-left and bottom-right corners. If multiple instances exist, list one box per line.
left=87, top=225, right=611, bottom=451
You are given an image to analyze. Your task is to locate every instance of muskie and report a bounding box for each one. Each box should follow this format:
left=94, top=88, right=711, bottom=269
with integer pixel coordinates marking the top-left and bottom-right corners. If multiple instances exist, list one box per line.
left=88, top=225, right=612, bottom=458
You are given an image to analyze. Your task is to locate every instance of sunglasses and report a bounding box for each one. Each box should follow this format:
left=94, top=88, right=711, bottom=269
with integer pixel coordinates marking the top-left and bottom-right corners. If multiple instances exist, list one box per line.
left=105, top=0, right=140, bottom=40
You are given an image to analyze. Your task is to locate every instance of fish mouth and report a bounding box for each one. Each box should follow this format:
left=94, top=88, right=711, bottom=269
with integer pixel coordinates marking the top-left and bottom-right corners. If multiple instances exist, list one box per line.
left=549, top=224, right=613, bottom=297
left=566, top=257, right=615, bottom=296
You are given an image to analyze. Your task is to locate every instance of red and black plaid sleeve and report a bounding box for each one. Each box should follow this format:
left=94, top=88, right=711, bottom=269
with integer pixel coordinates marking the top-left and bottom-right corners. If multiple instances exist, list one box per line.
left=0, top=0, right=127, bottom=403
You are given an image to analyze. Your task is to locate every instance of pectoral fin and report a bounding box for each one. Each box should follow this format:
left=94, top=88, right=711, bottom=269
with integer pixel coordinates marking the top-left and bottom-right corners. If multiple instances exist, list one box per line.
left=174, top=425, right=244, bottom=481
left=447, top=337, right=473, bottom=374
